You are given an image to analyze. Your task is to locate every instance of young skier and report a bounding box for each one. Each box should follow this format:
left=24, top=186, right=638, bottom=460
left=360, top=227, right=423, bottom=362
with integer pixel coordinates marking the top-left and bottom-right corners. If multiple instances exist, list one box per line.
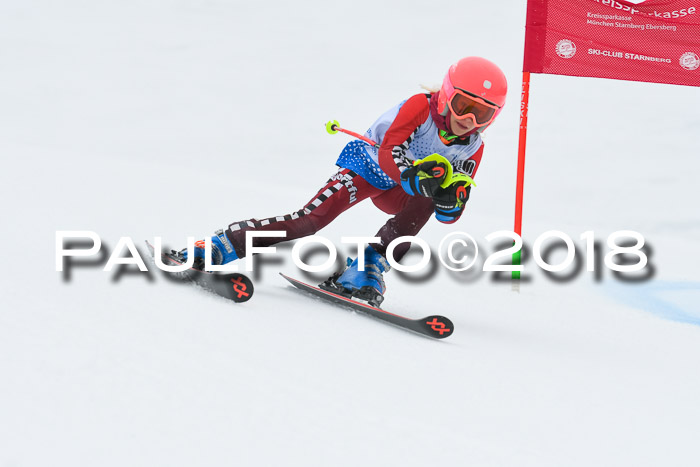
left=182, top=56, right=507, bottom=305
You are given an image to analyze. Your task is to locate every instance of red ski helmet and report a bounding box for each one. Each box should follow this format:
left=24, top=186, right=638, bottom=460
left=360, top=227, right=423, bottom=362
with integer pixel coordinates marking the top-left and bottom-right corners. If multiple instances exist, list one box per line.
left=437, top=57, right=507, bottom=129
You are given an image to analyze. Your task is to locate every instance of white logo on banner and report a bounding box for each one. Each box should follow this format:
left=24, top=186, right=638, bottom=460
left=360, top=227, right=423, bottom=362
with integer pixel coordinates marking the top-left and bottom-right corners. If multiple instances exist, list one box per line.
left=679, top=52, right=699, bottom=71
left=556, top=39, right=577, bottom=59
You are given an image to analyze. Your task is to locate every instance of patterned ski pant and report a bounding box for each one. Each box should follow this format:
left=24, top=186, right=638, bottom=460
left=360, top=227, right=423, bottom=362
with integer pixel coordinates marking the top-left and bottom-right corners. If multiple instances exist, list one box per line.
left=224, top=168, right=434, bottom=261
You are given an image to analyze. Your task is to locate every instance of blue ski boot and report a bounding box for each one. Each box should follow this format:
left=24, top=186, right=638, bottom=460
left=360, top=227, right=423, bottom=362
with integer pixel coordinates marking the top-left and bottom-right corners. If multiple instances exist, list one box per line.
left=321, top=245, right=390, bottom=307
left=179, top=229, right=239, bottom=270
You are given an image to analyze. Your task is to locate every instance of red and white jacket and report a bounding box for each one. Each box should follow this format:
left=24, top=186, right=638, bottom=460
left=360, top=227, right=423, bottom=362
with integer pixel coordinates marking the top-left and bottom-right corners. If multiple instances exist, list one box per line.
left=336, top=93, right=484, bottom=190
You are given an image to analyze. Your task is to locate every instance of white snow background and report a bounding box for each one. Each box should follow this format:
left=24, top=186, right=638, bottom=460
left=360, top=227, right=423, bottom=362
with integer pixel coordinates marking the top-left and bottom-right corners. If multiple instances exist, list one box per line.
left=1, top=0, right=699, bottom=466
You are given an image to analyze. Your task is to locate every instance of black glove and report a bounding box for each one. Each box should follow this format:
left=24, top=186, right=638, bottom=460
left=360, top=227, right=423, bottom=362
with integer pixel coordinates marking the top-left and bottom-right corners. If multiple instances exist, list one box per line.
left=400, top=160, right=448, bottom=198
left=432, top=183, right=471, bottom=224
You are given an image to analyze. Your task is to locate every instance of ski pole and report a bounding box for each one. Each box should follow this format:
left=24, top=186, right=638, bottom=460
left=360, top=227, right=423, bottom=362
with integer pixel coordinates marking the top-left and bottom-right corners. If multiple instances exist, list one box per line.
left=325, top=120, right=379, bottom=148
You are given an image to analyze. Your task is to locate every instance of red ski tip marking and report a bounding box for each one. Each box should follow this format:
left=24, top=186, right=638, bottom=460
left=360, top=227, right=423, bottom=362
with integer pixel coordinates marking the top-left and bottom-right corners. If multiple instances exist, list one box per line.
left=426, top=318, right=451, bottom=336
left=231, top=276, right=250, bottom=298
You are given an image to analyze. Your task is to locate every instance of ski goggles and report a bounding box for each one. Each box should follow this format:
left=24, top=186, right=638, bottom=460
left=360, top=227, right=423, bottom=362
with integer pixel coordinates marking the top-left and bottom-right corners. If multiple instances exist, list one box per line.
left=447, top=89, right=500, bottom=127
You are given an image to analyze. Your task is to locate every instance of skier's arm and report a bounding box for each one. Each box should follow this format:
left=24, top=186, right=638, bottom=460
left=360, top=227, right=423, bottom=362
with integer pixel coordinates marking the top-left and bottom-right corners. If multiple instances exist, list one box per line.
left=377, top=94, right=431, bottom=183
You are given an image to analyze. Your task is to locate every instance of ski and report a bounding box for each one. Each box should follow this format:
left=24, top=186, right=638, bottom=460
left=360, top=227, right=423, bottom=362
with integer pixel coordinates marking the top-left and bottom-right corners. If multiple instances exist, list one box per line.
left=145, top=241, right=253, bottom=303
left=280, top=273, right=453, bottom=339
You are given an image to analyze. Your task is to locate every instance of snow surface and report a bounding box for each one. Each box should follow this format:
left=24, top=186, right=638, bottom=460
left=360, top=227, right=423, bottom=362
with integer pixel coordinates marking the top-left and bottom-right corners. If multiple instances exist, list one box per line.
left=1, top=1, right=699, bottom=466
